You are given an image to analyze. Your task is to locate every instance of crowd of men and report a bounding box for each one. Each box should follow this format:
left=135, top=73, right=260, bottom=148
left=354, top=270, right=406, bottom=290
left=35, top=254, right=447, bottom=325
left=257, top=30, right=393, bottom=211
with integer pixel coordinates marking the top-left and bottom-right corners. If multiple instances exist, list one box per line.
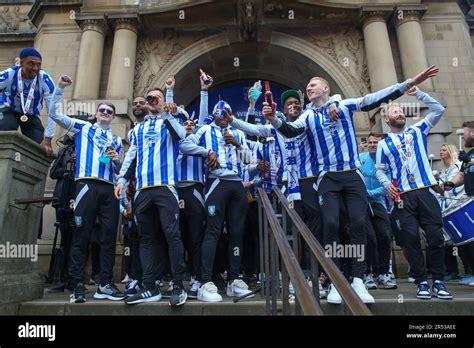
left=1, top=47, right=473, bottom=307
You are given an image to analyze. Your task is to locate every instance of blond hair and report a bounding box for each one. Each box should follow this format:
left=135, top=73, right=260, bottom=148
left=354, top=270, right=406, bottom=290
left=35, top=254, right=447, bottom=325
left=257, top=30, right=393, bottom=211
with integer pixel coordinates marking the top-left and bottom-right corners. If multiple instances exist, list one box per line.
left=309, top=77, right=331, bottom=94
left=440, top=143, right=459, bottom=175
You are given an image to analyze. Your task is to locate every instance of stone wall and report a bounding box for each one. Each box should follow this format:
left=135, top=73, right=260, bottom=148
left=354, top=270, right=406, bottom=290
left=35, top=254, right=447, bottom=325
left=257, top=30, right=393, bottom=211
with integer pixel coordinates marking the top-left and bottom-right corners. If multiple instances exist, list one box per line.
left=422, top=2, right=474, bottom=147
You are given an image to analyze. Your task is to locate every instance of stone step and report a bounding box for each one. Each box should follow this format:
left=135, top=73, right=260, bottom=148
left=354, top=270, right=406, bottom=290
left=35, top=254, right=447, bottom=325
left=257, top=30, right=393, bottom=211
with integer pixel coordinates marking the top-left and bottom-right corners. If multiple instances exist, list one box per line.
left=13, top=280, right=474, bottom=316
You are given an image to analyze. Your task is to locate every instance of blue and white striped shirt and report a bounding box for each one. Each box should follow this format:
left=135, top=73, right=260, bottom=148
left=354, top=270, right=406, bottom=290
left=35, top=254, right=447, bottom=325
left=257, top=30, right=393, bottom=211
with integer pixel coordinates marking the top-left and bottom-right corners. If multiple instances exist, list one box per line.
left=271, top=82, right=410, bottom=173
left=119, top=114, right=185, bottom=190
left=48, top=87, right=123, bottom=184
left=0, top=66, right=56, bottom=138
left=180, top=122, right=250, bottom=180
left=177, top=139, right=205, bottom=184
left=376, top=90, right=445, bottom=193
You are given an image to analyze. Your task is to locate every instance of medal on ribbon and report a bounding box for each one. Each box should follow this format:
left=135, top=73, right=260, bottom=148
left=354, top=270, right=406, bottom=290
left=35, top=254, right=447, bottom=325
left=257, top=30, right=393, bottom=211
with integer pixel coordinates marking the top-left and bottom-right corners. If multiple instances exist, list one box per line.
left=17, top=68, right=37, bottom=122
left=390, top=130, right=416, bottom=185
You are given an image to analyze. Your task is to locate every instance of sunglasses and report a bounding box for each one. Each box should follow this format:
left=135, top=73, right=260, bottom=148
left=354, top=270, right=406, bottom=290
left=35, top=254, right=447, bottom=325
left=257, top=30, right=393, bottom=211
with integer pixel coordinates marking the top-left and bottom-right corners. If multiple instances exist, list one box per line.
left=98, top=107, right=114, bottom=115
left=146, top=95, right=158, bottom=103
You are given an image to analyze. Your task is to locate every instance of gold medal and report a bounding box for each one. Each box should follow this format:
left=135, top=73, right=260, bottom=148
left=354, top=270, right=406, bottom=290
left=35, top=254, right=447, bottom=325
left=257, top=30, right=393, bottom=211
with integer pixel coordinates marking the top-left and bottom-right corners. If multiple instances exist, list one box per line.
left=409, top=175, right=416, bottom=183
left=20, top=115, right=28, bottom=122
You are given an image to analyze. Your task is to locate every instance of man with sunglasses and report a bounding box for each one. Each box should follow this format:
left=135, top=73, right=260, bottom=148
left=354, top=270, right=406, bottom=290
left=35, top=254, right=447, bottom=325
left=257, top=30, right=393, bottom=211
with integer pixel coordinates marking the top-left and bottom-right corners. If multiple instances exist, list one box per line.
left=115, top=89, right=188, bottom=307
left=0, top=47, right=56, bottom=156
left=48, top=75, right=125, bottom=303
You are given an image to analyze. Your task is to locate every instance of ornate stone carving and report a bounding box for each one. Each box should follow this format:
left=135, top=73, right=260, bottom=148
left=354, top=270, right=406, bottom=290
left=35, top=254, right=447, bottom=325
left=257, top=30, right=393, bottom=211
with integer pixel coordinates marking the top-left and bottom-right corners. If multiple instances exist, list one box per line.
left=133, top=30, right=208, bottom=96
left=80, top=19, right=107, bottom=36
left=238, top=0, right=257, bottom=41
left=292, top=26, right=370, bottom=95
left=112, top=18, right=138, bottom=34
left=0, top=6, right=35, bottom=33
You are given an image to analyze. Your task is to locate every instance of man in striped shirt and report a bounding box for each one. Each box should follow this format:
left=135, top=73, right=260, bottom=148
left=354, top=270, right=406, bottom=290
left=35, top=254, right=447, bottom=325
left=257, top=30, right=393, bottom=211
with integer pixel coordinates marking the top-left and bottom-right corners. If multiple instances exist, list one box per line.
left=164, top=72, right=211, bottom=298
left=376, top=69, right=453, bottom=300
left=115, top=92, right=188, bottom=306
left=264, top=66, right=438, bottom=304
left=48, top=75, right=125, bottom=304
left=180, top=101, right=254, bottom=302
left=0, top=48, right=56, bottom=155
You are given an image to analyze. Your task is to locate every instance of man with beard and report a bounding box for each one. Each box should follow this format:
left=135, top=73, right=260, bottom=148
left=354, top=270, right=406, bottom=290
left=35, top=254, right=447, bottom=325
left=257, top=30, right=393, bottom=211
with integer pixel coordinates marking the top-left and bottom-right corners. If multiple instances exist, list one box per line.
left=444, top=121, right=474, bottom=197
left=376, top=76, right=453, bottom=300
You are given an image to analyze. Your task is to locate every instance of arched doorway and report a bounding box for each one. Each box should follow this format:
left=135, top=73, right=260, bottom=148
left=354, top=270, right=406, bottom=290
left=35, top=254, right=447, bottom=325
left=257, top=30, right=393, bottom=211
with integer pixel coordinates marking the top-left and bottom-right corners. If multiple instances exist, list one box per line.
left=136, top=31, right=371, bottom=134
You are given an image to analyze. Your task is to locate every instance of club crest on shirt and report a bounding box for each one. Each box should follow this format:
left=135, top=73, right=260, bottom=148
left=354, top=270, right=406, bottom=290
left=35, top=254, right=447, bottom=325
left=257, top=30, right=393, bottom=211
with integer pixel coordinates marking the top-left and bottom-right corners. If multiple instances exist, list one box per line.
left=74, top=216, right=83, bottom=227
left=208, top=205, right=216, bottom=216
left=94, top=132, right=112, bottom=156
left=144, top=130, right=159, bottom=147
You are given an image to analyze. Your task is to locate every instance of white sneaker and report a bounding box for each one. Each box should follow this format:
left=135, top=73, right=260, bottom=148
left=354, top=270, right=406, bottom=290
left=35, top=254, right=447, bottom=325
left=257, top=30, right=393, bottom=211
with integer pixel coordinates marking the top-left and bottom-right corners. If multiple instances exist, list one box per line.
left=197, top=282, right=223, bottom=302
left=352, top=277, right=375, bottom=304
left=226, top=279, right=254, bottom=298
left=408, top=277, right=415, bottom=283
left=327, top=284, right=342, bottom=304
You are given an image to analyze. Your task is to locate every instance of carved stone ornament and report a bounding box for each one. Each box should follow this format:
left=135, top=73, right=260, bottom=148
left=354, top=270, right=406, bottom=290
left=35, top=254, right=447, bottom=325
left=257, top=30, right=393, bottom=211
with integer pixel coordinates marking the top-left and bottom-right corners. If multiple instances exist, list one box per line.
left=0, top=6, right=35, bottom=33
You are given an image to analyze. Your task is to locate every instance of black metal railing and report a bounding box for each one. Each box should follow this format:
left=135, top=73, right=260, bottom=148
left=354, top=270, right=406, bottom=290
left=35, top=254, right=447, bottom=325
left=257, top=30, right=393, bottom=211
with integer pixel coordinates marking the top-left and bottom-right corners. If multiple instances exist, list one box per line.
left=257, top=187, right=372, bottom=316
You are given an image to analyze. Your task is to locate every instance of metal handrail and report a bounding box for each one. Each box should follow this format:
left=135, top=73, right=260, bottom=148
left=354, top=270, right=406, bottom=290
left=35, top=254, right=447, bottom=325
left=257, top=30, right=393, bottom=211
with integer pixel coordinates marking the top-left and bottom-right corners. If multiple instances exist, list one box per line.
left=258, top=188, right=323, bottom=315
left=273, top=188, right=372, bottom=316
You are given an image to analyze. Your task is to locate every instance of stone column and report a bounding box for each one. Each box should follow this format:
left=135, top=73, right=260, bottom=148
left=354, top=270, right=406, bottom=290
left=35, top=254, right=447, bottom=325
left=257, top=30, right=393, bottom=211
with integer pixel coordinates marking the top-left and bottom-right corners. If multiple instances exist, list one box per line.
left=361, top=7, right=398, bottom=91
left=73, top=18, right=107, bottom=100
left=106, top=18, right=138, bottom=101
left=395, top=5, right=433, bottom=91
left=361, top=7, right=398, bottom=132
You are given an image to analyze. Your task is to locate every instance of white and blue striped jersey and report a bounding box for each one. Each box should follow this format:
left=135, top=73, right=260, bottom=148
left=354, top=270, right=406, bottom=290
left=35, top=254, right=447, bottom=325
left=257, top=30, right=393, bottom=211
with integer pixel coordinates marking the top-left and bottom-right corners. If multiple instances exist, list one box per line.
left=0, top=66, right=56, bottom=138
left=230, top=117, right=285, bottom=191
left=376, top=91, right=445, bottom=193
left=177, top=139, right=205, bottom=184
left=272, top=83, right=410, bottom=173
left=119, top=115, right=185, bottom=190
left=180, top=122, right=250, bottom=180
left=48, top=87, right=123, bottom=184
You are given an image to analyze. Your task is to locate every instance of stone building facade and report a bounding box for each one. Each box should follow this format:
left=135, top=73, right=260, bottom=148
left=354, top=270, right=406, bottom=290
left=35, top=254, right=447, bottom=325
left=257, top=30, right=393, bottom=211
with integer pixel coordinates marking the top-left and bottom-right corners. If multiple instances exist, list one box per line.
left=1, top=0, right=473, bottom=268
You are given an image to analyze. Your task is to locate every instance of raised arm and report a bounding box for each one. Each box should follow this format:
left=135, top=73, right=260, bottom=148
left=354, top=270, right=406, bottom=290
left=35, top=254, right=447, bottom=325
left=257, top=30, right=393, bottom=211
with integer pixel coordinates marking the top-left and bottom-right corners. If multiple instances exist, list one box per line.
left=198, top=70, right=213, bottom=126
left=165, top=75, right=175, bottom=103
left=48, top=76, right=81, bottom=132
left=343, top=66, right=440, bottom=112
left=409, top=87, right=445, bottom=133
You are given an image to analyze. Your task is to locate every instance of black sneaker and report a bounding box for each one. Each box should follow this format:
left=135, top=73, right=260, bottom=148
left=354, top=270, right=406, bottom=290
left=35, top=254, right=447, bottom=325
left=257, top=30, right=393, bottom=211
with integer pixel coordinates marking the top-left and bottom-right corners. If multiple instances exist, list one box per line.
left=416, top=281, right=431, bottom=299
left=71, top=283, right=86, bottom=303
left=93, top=283, right=126, bottom=301
left=125, top=286, right=162, bottom=305
left=432, top=280, right=453, bottom=300
left=170, top=284, right=187, bottom=306
left=126, top=279, right=141, bottom=296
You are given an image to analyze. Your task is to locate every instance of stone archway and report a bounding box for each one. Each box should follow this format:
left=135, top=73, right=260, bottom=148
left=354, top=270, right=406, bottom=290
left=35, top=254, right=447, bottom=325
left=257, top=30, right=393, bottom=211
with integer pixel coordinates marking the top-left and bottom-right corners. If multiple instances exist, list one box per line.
left=136, top=30, right=372, bottom=134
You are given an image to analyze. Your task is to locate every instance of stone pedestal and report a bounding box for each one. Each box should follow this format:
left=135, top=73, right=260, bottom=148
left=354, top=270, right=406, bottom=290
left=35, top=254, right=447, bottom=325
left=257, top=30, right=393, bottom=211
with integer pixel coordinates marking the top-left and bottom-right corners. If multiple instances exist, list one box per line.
left=0, top=132, right=52, bottom=314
